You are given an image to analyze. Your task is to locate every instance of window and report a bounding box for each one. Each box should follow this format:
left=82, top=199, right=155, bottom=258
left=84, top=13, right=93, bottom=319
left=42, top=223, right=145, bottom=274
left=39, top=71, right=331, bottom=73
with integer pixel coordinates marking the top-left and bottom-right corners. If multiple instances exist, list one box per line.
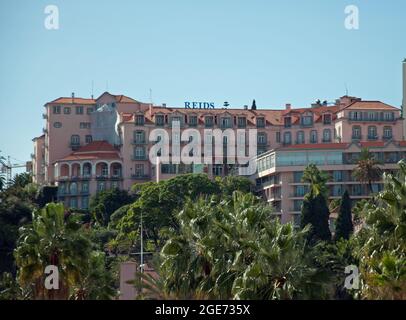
left=205, top=116, right=214, bottom=127
left=134, top=164, right=144, bottom=177
left=283, top=132, right=291, bottom=145
left=333, top=171, right=343, bottom=182
left=100, top=164, right=108, bottom=177
left=256, top=117, right=265, bottom=128
left=71, top=135, right=80, bottom=146
left=368, top=126, right=378, bottom=140
left=170, top=116, right=182, bottom=127
left=63, top=107, right=71, bottom=114
left=284, top=117, right=291, bottom=128
left=310, top=130, right=318, bottom=143
left=258, top=132, right=267, bottom=145
left=134, top=146, right=146, bottom=159
left=301, top=115, right=313, bottom=126
left=384, top=112, right=394, bottom=121
left=87, top=107, right=94, bottom=114
left=53, top=106, right=61, bottom=114
left=70, top=182, right=78, bottom=195
left=189, top=115, right=198, bottom=126
left=80, top=122, right=91, bottom=129
left=276, top=132, right=281, bottom=143
left=53, top=122, right=62, bottom=128
left=323, top=114, right=332, bottom=124
left=155, top=115, right=164, bottom=126
left=81, top=197, right=89, bottom=209
left=135, top=115, right=145, bottom=126
left=237, top=117, right=246, bottom=128
left=134, top=130, right=145, bottom=143
left=97, top=182, right=105, bottom=192
left=296, top=131, right=305, bottom=144
left=82, top=182, right=89, bottom=193
left=85, top=135, right=92, bottom=144
left=352, top=126, right=361, bottom=139
left=70, top=198, right=78, bottom=209
left=323, top=129, right=331, bottom=142
left=383, top=126, right=392, bottom=139
left=221, top=117, right=232, bottom=128
left=75, top=106, right=84, bottom=114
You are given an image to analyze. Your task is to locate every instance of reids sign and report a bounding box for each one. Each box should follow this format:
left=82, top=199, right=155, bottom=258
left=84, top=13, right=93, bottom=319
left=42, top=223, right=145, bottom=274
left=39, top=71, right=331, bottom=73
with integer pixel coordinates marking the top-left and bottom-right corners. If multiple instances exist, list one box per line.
left=184, top=102, right=215, bottom=109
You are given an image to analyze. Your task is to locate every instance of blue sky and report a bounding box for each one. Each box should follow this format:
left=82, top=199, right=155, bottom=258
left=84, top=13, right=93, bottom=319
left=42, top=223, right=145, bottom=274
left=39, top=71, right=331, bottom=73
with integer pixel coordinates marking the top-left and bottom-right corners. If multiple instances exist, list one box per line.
left=0, top=0, right=405, bottom=166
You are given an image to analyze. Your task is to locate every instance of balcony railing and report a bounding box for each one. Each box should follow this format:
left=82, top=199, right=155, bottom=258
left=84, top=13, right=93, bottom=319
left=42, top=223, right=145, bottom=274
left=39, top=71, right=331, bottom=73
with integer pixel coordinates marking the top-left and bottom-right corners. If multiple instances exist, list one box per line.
left=132, top=139, right=147, bottom=144
left=132, top=155, right=148, bottom=161
left=131, top=174, right=151, bottom=180
left=352, top=135, right=362, bottom=140
left=367, top=135, right=379, bottom=141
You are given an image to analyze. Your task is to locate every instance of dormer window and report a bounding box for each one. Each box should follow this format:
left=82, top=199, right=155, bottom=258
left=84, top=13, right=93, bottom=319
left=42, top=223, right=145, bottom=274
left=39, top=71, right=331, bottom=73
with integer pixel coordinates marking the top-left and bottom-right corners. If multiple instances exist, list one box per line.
left=155, top=115, right=164, bottom=126
left=323, top=114, right=332, bottom=125
left=256, top=117, right=265, bottom=128
left=301, top=115, right=313, bottom=126
left=205, top=116, right=214, bottom=128
left=170, top=116, right=182, bottom=127
left=237, top=117, right=247, bottom=128
left=284, top=117, right=291, bottom=128
left=220, top=117, right=232, bottom=128
left=135, top=115, right=145, bottom=126
left=189, top=115, right=198, bottom=126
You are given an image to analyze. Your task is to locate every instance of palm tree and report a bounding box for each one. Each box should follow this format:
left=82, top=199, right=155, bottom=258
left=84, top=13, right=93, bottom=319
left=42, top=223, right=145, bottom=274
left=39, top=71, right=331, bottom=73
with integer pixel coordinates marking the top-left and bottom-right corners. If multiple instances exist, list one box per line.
left=157, top=192, right=332, bottom=300
left=14, top=203, right=92, bottom=300
left=354, top=160, right=406, bottom=299
left=301, top=164, right=330, bottom=197
left=352, top=148, right=382, bottom=194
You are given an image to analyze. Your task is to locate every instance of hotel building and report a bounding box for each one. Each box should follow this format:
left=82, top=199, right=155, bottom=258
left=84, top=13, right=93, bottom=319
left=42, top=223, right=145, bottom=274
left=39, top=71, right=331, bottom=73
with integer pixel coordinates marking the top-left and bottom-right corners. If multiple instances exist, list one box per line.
left=31, top=62, right=406, bottom=225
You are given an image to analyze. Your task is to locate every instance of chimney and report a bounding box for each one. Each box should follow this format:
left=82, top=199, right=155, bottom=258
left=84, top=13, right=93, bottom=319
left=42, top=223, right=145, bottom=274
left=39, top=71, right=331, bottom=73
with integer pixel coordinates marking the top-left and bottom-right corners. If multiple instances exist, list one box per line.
left=403, top=59, right=406, bottom=139
left=162, top=103, right=167, bottom=108
left=285, top=103, right=291, bottom=110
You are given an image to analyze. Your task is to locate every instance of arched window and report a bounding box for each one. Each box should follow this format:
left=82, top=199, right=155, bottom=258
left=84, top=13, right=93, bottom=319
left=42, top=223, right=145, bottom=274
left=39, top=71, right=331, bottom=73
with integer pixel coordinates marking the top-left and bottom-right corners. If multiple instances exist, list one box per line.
left=296, top=131, right=305, bottom=144
left=283, top=132, right=291, bottom=145
left=323, top=129, right=331, bottom=142
left=310, top=130, right=318, bottom=143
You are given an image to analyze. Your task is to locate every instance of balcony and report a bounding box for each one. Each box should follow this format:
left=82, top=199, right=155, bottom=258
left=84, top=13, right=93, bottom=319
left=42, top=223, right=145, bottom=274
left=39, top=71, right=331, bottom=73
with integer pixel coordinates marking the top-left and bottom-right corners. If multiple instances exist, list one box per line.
left=351, top=135, right=362, bottom=141
left=132, top=155, right=148, bottom=161
left=111, top=174, right=123, bottom=180
left=132, top=139, right=147, bottom=145
left=383, top=135, right=393, bottom=141
left=367, top=135, right=379, bottom=141
left=131, top=174, right=151, bottom=180
left=96, top=174, right=109, bottom=180
left=70, top=142, right=81, bottom=150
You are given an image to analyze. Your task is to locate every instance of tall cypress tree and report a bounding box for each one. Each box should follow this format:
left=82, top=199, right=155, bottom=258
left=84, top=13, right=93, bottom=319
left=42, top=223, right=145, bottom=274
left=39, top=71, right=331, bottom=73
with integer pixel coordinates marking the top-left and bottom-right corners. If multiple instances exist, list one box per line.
left=300, top=164, right=331, bottom=243
left=334, top=190, right=353, bottom=241
left=301, top=192, right=331, bottom=243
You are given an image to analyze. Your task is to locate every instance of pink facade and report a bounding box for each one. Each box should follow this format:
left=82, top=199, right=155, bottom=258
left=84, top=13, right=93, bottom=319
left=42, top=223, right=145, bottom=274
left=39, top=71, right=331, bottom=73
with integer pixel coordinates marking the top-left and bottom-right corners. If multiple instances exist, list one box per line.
left=32, top=91, right=406, bottom=211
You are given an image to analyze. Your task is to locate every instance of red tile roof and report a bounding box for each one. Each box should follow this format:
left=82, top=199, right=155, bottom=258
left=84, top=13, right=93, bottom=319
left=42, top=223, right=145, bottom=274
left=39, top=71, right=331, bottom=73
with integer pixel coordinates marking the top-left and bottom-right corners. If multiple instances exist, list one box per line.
left=359, top=141, right=386, bottom=148
left=47, top=97, right=96, bottom=105
left=56, top=141, right=121, bottom=162
left=340, top=101, right=399, bottom=111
